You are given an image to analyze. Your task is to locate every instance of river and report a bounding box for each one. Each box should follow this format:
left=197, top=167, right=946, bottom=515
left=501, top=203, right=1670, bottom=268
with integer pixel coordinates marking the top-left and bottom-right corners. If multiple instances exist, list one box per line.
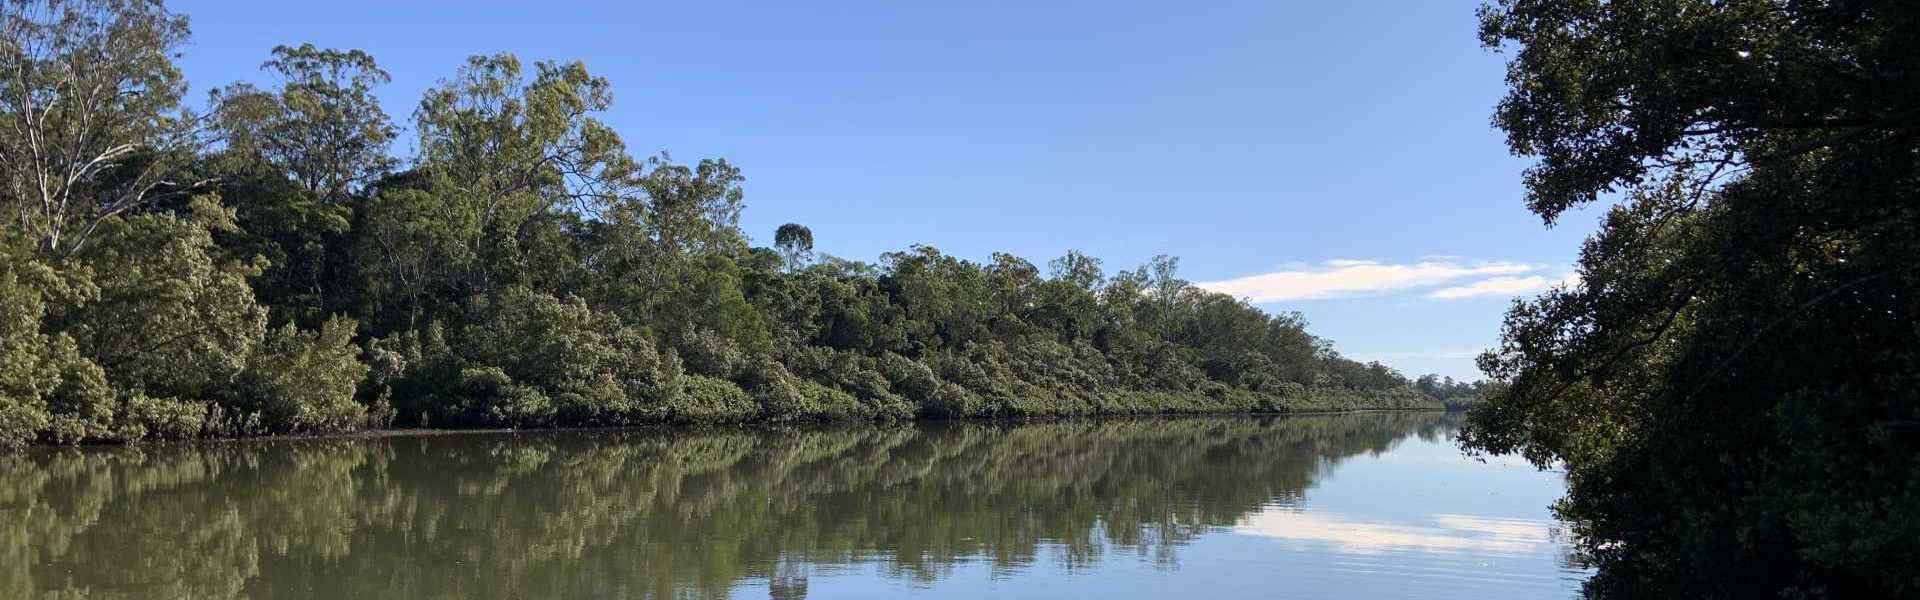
left=1, top=412, right=1587, bottom=598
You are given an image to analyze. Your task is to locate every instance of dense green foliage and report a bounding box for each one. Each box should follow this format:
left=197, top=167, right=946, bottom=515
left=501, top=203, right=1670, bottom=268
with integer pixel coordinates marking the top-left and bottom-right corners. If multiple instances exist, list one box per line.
left=0, top=413, right=1461, bottom=599
left=0, top=0, right=1458, bottom=449
left=1461, top=1, right=1920, bottom=597
left=1414, top=374, right=1491, bottom=412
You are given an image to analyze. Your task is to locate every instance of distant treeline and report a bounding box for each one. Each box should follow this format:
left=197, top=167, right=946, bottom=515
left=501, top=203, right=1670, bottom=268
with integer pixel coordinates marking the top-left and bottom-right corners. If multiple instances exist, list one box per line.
left=1414, top=376, right=1491, bottom=412
left=0, top=0, right=1471, bottom=448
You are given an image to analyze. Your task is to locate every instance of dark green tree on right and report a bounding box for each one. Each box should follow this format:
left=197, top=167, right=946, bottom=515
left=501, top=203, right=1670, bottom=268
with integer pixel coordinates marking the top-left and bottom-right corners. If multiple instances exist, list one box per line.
left=1460, top=1, right=1919, bottom=598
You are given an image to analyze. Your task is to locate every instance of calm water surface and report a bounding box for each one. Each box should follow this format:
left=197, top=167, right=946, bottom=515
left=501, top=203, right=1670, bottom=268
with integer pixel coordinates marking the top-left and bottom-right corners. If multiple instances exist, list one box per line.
left=2, top=412, right=1587, bottom=598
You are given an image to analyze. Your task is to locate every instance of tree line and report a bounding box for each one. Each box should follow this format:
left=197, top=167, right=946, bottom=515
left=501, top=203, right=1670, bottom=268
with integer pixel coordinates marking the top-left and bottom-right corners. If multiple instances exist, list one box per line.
left=0, top=0, right=1470, bottom=449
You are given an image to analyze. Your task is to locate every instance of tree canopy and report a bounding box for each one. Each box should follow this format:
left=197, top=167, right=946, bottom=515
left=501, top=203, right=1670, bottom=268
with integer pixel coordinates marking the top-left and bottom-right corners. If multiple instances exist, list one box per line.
left=1461, top=0, right=1920, bottom=597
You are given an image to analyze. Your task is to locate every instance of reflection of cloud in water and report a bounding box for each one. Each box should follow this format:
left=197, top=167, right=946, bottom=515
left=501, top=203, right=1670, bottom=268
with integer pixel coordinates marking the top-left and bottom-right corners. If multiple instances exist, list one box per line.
left=1235, top=510, right=1556, bottom=557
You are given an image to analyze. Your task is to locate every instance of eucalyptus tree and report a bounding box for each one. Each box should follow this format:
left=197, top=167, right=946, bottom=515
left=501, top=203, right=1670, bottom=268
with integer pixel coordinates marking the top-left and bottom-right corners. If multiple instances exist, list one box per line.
left=0, top=0, right=205, bottom=257
left=774, top=223, right=814, bottom=272
left=209, top=43, right=397, bottom=325
left=0, top=1, right=348, bottom=446
left=415, top=54, right=642, bottom=219
left=213, top=43, right=396, bottom=203
left=1047, top=250, right=1104, bottom=290
left=1025, top=251, right=1103, bottom=343
left=416, top=54, right=642, bottom=293
left=358, top=53, right=642, bottom=323
left=1143, top=254, right=1186, bottom=341
left=618, top=158, right=752, bottom=338
left=984, top=252, right=1039, bottom=336
left=641, top=158, right=744, bottom=256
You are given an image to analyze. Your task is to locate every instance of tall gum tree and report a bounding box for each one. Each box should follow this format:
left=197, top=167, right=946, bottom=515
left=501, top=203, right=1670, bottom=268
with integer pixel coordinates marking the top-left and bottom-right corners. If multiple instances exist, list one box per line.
left=0, top=0, right=206, bottom=257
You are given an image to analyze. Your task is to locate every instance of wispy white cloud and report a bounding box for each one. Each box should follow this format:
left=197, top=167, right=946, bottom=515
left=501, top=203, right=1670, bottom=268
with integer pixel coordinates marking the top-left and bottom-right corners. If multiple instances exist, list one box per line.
left=1427, top=275, right=1550, bottom=300
left=1427, top=270, right=1584, bottom=300
left=1195, top=259, right=1538, bottom=302
left=1352, top=350, right=1483, bottom=360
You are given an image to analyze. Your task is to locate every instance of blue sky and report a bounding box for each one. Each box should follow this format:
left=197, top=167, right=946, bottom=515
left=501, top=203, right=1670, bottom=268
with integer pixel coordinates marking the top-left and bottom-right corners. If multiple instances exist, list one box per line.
left=171, top=0, right=1602, bottom=380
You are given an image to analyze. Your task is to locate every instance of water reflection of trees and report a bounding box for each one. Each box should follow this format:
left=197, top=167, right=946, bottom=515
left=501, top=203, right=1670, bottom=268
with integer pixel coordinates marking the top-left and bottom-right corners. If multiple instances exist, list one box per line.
left=0, top=412, right=1456, bottom=599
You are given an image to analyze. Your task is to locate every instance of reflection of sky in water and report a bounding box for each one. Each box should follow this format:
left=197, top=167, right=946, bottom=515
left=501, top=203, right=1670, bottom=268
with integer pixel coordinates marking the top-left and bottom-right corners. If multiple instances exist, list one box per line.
left=761, top=426, right=1591, bottom=599
left=1236, top=510, right=1558, bottom=556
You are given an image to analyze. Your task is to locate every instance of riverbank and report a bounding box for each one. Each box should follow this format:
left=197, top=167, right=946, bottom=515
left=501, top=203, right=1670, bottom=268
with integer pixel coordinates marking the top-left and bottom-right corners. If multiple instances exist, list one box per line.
left=75, top=407, right=1455, bottom=447
left=21, top=386, right=1449, bottom=448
